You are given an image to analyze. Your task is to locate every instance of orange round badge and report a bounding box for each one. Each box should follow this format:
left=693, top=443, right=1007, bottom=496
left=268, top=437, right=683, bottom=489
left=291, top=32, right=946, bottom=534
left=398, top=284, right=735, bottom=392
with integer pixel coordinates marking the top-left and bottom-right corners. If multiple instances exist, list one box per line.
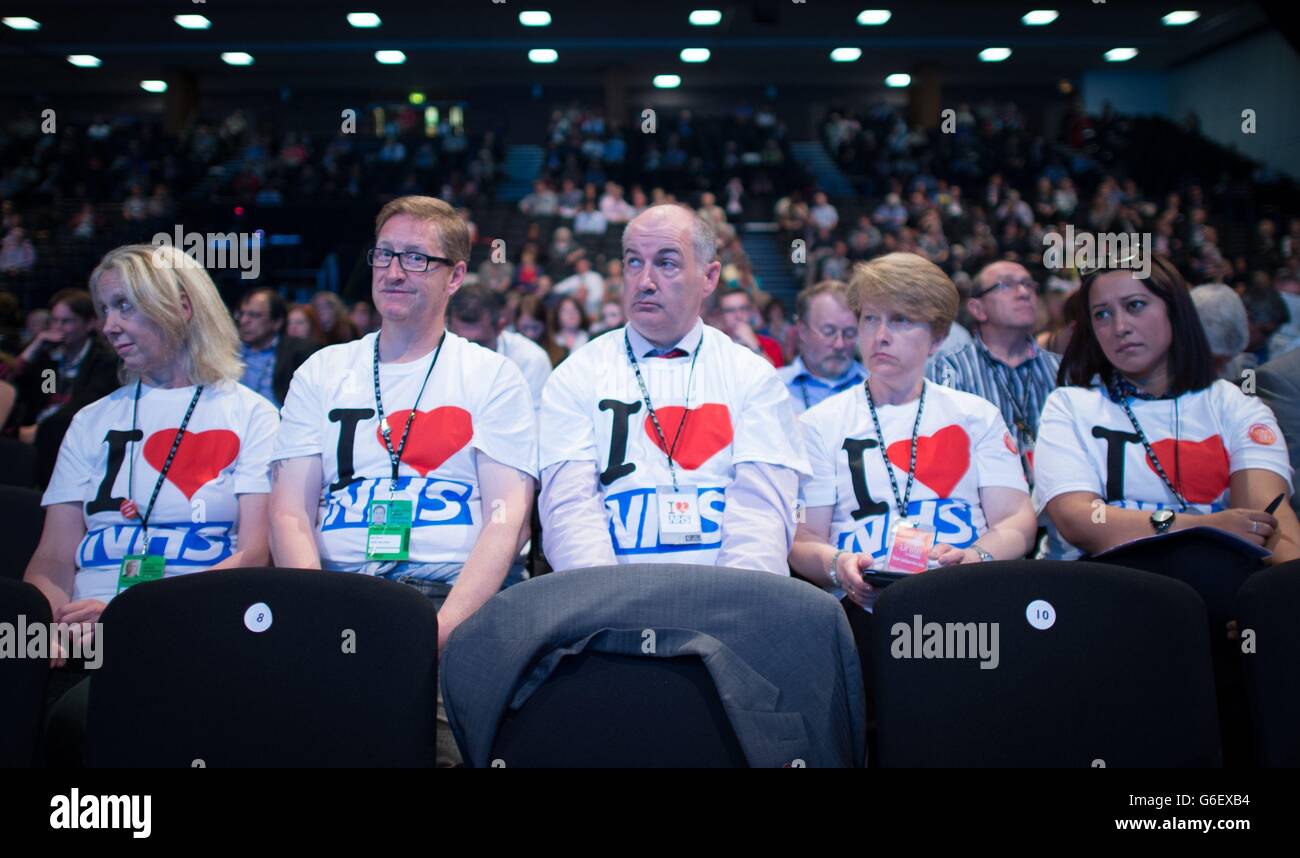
left=1249, top=423, right=1277, bottom=445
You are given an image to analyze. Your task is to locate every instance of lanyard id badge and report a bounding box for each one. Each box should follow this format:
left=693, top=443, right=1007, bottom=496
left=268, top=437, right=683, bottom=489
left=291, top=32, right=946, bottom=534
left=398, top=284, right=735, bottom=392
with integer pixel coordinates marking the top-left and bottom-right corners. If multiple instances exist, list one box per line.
left=117, top=554, right=165, bottom=593
left=657, top=485, right=702, bottom=545
left=884, top=522, right=936, bottom=574
left=366, top=499, right=414, bottom=560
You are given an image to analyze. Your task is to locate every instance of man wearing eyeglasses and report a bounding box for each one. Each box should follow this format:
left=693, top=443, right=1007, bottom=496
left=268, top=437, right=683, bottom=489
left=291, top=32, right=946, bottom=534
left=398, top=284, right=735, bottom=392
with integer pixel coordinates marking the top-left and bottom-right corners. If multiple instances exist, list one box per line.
left=271, top=197, right=537, bottom=763
left=927, top=260, right=1061, bottom=496
left=777, top=280, right=866, bottom=415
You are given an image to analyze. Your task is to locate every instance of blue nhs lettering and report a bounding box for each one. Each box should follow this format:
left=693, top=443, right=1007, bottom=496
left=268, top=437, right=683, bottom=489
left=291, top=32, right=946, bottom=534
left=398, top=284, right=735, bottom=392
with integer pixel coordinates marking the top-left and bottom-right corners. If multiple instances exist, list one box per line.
left=320, top=476, right=474, bottom=530
left=835, top=499, right=976, bottom=558
left=79, top=522, right=234, bottom=569
left=606, top=486, right=725, bottom=555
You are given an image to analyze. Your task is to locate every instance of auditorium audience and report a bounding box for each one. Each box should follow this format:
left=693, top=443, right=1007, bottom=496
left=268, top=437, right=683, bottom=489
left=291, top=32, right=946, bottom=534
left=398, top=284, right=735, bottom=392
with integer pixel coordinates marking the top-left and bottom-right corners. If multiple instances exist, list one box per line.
left=929, top=260, right=1062, bottom=490
left=551, top=295, right=590, bottom=356
left=236, top=288, right=321, bottom=408
left=1190, top=283, right=1252, bottom=382
left=447, top=283, right=552, bottom=412
left=311, top=291, right=359, bottom=345
left=285, top=302, right=324, bottom=345
left=777, top=280, right=865, bottom=414
left=711, top=286, right=785, bottom=367
left=514, top=294, right=567, bottom=367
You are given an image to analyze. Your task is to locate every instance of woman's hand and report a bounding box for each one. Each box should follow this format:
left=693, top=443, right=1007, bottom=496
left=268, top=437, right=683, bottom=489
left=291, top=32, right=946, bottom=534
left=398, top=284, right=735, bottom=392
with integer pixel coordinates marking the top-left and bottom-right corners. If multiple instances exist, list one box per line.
left=835, top=551, right=878, bottom=609
left=930, top=543, right=981, bottom=566
left=1200, top=509, right=1277, bottom=547
left=51, top=599, right=108, bottom=667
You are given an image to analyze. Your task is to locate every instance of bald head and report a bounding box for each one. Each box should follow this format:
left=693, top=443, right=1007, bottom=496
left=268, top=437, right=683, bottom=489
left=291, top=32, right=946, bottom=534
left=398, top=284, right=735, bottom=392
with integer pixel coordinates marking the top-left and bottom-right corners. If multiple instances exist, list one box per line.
left=621, top=204, right=722, bottom=347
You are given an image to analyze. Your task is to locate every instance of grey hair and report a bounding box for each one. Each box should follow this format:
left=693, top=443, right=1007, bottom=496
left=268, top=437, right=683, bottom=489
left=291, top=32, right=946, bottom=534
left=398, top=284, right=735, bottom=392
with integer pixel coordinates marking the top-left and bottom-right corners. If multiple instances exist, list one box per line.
left=1190, top=283, right=1249, bottom=358
left=625, top=204, right=717, bottom=267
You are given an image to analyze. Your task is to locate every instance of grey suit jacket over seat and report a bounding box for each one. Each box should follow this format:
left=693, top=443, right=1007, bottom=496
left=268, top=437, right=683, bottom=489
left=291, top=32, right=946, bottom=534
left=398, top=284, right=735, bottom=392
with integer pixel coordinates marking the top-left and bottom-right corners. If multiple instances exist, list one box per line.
left=440, top=564, right=867, bottom=768
left=1255, top=348, right=1300, bottom=518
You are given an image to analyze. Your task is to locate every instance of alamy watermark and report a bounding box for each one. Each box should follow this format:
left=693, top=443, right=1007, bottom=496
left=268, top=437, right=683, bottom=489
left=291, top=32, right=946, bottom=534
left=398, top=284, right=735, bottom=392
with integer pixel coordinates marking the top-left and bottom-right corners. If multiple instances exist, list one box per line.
left=0, top=614, right=103, bottom=668
left=1043, top=225, right=1151, bottom=279
left=151, top=225, right=262, bottom=280
left=890, top=614, right=1000, bottom=669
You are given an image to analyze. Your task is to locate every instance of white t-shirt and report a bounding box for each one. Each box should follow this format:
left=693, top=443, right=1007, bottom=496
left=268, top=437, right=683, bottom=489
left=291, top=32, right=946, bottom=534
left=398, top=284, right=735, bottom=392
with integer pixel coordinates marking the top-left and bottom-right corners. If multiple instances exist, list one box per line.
left=799, top=382, right=1027, bottom=565
left=496, top=329, right=552, bottom=413
left=42, top=381, right=279, bottom=603
left=539, top=323, right=810, bottom=565
left=1033, top=379, right=1294, bottom=559
left=274, top=331, right=537, bottom=571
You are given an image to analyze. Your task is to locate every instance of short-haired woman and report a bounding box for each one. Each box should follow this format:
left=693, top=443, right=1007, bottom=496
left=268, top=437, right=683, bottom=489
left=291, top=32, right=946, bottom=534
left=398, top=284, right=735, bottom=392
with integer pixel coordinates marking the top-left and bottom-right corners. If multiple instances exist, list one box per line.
left=790, top=252, right=1038, bottom=610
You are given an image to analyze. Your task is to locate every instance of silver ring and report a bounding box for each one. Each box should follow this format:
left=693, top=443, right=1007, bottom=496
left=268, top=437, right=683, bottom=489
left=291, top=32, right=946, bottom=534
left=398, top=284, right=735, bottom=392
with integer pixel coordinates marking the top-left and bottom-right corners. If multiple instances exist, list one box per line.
left=1251, top=520, right=1258, bottom=534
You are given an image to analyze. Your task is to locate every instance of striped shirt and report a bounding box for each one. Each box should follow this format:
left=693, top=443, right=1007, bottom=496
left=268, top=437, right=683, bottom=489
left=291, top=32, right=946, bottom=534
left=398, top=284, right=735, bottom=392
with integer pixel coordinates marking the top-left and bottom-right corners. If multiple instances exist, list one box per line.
left=927, top=336, right=1061, bottom=487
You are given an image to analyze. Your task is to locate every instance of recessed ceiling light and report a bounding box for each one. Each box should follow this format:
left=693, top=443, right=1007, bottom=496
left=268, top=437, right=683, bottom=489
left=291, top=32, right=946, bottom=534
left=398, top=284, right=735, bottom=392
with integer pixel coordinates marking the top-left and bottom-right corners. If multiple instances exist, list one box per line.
left=689, top=10, right=722, bottom=26
left=221, top=52, right=254, bottom=66
left=653, top=74, right=682, bottom=88
left=680, top=48, right=711, bottom=63
left=1022, top=10, right=1058, bottom=26
left=1105, top=47, right=1138, bottom=62
left=980, top=47, right=1012, bottom=62
left=856, top=10, right=892, bottom=26
left=529, top=48, right=558, bottom=63
left=830, top=47, right=862, bottom=62
left=174, top=14, right=211, bottom=29
left=140, top=80, right=168, bottom=93
left=347, top=12, right=382, bottom=28
left=519, top=11, right=552, bottom=27
left=1162, top=10, right=1200, bottom=26
left=885, top=73, right=911, bottom=87
left=2, top=17, right=40, bottom=31
left=375, top=50, right=407, bottom=64
left=67, top=55, right=102, bottom=68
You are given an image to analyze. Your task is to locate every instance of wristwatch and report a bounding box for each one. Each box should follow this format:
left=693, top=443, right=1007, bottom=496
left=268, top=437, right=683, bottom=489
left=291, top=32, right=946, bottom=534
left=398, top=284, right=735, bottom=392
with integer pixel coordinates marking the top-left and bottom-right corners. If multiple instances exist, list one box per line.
left=1151, top=509, right=1176, bottom=534
left=971, top=544, right=994, bottom=562
left=828, top=549, right=845, bottom=587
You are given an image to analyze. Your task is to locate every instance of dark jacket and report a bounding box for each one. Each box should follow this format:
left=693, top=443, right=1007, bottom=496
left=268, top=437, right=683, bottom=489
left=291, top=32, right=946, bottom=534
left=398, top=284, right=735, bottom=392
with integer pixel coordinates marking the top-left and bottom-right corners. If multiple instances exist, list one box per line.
left=441, top=564, right=867, bottom=768
left=27, top=336, right=122, bottom=487
left=273, top=335, right=321, bottom=406
left=1255, top=348, right=1300, bottom=518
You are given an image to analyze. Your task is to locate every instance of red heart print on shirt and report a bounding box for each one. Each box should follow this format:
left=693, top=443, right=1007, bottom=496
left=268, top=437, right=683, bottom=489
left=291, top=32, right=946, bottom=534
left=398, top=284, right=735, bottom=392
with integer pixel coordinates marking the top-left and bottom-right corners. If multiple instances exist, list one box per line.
left=143, top=429, right=241, bottom=500
left=375, top=407, right=473, bottom=476
left=644, top=404, right=734, bottom=470
left=886, top=425, right=971, bottom=498
left=1146, top=435, right=1230, bottom=504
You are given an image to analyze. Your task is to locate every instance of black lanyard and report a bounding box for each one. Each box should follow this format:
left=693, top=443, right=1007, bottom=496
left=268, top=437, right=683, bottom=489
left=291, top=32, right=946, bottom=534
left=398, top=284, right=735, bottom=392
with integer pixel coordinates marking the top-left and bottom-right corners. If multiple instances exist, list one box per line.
left=127, top=381, right=204, bottom=541
left=624, top=331, right=702, bottom=492
left=373, top=332, right=445, bottom=489
left=1110, top=377, right=1190, bottom=512
left=863, top=378, right=928, bottom=522
left=980, top=348, right=1034, bottom=441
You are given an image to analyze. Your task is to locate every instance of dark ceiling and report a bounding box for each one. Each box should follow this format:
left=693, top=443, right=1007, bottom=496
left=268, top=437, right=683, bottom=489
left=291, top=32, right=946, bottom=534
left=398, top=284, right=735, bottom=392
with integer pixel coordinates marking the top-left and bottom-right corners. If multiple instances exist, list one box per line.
left=0, top=0, right=1278, bottom=97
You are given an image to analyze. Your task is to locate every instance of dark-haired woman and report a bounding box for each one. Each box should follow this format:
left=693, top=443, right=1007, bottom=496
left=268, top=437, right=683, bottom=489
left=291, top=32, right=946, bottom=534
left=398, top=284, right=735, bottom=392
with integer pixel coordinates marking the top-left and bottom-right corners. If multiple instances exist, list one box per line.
left=1034, top=258, right=1298, bottom=563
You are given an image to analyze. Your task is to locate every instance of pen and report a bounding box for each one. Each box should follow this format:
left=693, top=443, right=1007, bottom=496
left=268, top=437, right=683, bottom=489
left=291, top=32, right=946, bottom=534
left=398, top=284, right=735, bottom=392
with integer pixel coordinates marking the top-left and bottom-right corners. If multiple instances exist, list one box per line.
left=1264, top=493, right=1285, bottom=515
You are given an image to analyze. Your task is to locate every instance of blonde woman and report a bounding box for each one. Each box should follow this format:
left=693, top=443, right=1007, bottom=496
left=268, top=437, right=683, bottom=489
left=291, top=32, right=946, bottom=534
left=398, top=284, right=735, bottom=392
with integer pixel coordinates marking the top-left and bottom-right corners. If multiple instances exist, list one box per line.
left=25, top=243, right=279, bottom=669
left=790, top=253, right=1037, bottom=610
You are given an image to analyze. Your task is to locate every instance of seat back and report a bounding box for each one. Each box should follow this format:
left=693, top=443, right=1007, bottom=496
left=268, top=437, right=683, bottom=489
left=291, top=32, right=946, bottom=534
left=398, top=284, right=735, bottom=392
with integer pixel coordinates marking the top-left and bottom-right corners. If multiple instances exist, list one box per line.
left=0, top=579, right=52, bottom=767
left=871, top=560, right=1221, bottom=767
left=1235, top=559, right=1300, bottom=767
left=0, top=485, right=45, bottom=580
left=85, top=568, right=439, bottom=767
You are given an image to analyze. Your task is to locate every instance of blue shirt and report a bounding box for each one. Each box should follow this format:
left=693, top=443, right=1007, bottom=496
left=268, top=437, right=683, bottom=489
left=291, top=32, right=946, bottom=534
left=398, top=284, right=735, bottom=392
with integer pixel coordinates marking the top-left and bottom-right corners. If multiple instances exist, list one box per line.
left=776, top=356, right=867, bottom=415
left=240, top=337, right=279, bottom=407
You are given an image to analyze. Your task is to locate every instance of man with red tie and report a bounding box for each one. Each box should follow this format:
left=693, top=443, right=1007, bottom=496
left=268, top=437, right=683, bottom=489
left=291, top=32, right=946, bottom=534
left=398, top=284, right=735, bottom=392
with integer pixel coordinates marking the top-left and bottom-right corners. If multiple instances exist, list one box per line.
left=537, top=204, right=809, bottom=573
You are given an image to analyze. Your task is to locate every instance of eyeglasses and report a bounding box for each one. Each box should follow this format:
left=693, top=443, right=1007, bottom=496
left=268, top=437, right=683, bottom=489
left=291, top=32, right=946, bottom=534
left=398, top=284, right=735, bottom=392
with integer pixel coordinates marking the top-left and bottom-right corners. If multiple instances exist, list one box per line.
left=860, top=313, right=929, bottom=335
left=812, top=325, right=858, bottom=344
left=367, top=247, right=454, bottom=272
left=973, top=278, right=1039, bottom=298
